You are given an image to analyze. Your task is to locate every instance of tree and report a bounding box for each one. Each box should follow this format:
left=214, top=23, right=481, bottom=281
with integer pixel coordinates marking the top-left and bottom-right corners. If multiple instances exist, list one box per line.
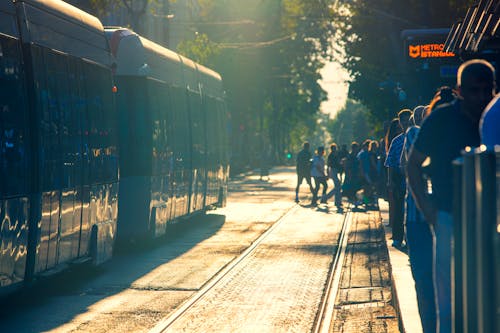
left=327, top=99, right=374, bottom=145
left=333, top=0, right=474, bottom=122
left=178, top=0, right=337, bottom=171
left=87, top=0, right=167, bottom=34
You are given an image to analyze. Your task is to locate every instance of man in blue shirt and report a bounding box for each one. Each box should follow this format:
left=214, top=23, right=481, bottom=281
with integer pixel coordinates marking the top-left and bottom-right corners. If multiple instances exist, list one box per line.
left=480, top=93, right=500, bottom=146
left=385, top=109, right=412, bottom=248
left=407, top=59, right=496, bottom=333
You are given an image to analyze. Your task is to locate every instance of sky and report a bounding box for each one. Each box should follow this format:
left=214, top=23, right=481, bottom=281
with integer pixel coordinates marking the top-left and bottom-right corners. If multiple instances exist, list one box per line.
left=319, top=61, right=350, bottom=119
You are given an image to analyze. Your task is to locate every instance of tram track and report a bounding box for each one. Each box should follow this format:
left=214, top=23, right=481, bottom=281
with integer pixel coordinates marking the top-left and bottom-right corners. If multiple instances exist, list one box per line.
left=148, top=204, right=300, bottom=333
left=149, top=202, right=353, bottom=333
left=313, top=204, right=353, bottom=333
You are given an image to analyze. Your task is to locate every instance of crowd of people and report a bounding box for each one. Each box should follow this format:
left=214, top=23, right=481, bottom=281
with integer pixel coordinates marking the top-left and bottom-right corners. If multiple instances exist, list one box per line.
left=295, top=139, right=385, bottom=210
left=294, top=59, right=500, bottom=333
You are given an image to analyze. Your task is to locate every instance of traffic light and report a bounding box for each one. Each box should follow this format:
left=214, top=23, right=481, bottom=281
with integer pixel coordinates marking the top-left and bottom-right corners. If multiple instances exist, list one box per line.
left=286, top=152, right=292, bottom=159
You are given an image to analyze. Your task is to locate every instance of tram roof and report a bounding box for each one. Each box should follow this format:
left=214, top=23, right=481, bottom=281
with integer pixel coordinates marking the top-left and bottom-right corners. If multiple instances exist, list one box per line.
left=18, top=0, right=104, bottom=36
left=16, top=0, right=110, bottom=65
left=105, top=27, right=224, bottom=97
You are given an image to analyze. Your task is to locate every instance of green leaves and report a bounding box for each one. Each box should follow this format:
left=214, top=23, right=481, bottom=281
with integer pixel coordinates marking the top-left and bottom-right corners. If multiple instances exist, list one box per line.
left=177, top=0, right=337, bottom=170
left=333, top=0, right=474, bottom=125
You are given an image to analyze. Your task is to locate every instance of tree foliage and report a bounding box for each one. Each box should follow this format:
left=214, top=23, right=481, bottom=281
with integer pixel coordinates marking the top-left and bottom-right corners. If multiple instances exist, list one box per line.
left=333, top=0, right=474, bottom=123
left=327, top=99, right=374, bottom=145
left=178, top=0, right=337, bottom=171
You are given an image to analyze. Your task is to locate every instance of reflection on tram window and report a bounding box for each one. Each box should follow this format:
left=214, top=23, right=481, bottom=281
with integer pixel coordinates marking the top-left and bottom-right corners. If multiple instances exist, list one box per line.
left=0, top=36, right=28, bottom=198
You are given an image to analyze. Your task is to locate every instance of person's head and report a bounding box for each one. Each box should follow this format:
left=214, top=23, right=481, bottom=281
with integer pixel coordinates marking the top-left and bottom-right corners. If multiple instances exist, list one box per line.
left=369, top=140, right=378, bottom=152
left=362, top=139, right=370, bottom=150
left=437, top=86, right=455, bottom=104
left=385, top=118, right=401, bottom=152
left=303, top=142, right=310, bottom=150
left=351, top=141, right=359, bottom=154
left=412, top=105, right=426, bottom=126
left=397, top=109, right=413, bottom=131
left=426, top=86, right=456, bottom=116
left=457, top=59, right=496, bottom=118
left=330, top=143, right=337, bottom=152
left=317, top=146, right=325, bottom=156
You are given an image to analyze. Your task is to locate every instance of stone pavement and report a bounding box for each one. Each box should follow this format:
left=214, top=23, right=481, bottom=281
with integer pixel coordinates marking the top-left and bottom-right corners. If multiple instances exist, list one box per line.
left=379, top=201, right=423, bottom=333
left=160, top=205, right=346, bottom=332
left=0, top=166, right=422, bottom=333
left=332, top=207, right=399, bottom=333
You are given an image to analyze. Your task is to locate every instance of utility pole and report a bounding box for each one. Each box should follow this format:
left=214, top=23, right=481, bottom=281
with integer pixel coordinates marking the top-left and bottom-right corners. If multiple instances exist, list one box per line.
left=163, top=0, right=171, bottom=47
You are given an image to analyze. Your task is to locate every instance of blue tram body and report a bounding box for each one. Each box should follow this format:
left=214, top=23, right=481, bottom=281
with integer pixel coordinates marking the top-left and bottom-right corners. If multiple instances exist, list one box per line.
left=106, top=28, right=229, bottom=246
left=0, top=0, right=119, bottom=291
left=0, top=0, right=228, bottom=292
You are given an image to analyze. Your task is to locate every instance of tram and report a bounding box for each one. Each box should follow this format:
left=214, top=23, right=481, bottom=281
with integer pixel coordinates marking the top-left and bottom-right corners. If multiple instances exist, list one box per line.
left=106, top=28, right=229, bottom=247
left=0, top=0, right=229, bottom=293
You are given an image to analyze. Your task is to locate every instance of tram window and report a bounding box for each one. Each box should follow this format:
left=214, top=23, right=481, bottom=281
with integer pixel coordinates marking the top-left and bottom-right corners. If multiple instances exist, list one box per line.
left=171, top=87, right=190, bottom=171
left=42, top=50, right=63, bottom=190
left=189, top=91, right=203, bottom=168
left=84, top=64, right=109, bottom=184
left=53, top=55, right=75, bottom=189
left=0, top=36, right=28, bottom=197
left=205, top=97, right=217, bottom=167
left=97, top=67, right=117, bottom=182
left=0, top=13, right=19, bottom=38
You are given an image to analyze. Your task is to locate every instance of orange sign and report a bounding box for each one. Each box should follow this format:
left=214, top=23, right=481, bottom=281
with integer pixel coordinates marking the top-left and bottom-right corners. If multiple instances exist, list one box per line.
left=408, top=43, right=455, bottom=58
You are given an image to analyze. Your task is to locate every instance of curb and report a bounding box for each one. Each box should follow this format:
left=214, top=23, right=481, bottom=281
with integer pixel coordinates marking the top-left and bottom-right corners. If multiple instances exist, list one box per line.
left=378, top=200, right=423, bottom=333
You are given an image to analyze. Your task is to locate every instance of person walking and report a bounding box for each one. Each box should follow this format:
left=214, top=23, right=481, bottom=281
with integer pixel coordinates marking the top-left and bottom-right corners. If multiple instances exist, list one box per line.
left=326, top=143, right=343, bottom=209
left=295, top=142, right=314, bottom=203
left=311, top=146, right=328, bottom=206
left=407, top=59, right=496, bottom=333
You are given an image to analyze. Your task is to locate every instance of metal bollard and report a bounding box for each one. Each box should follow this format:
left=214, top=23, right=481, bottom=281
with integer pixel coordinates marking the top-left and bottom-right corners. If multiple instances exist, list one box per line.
left=452, top=157, right=464, bottom=333
left=495, top=148, right=500, bottom=332
left=474, top=146, right=497, bottom=333
left=461, top=150, right=477, bottom=333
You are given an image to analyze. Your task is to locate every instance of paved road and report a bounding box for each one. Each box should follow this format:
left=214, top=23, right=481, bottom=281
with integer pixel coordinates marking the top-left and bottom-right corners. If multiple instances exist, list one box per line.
left=0, top=167, right=400, bottom=333
left=0, top=168, right=306, bottom=332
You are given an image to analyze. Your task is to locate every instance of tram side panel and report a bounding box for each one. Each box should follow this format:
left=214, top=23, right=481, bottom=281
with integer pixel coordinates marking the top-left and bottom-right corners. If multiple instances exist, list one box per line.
left=147, top=79, right=173, bottom=236
left=115, top=75, right=153, bottom=246
left=0, top=5, right=30, bottom=289
left=15, top=0, right=118, bottom=278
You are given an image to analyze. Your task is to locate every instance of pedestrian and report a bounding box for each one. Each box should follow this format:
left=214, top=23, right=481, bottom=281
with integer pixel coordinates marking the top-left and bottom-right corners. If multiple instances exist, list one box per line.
left=407, top=59, right=496, bottom=333
left=259, top=146, right=271, bottom=181
left=338, top=144, right=349, bottom=182
left=357, top=140, right=373, bottom=208
left=480, top=93, right=500, bottom=146
left=295, top=142, right=314, bottom=203
left=368, top=140, right=380, bottom=208
left=341, top=142, right=361, bottom=205
left=384, top=118, right=403, bottom=228
left=401, top=105, right=436, bottom=333
left=326, top=143, right=343, bottom=209
left=385, top=109, right=413, bottom=249
left=311, top=146, right=328, bottom=206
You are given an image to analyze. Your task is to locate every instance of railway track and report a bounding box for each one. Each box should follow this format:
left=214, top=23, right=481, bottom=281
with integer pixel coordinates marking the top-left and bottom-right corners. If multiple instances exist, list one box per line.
left=149, top=203, right=353, bottom=333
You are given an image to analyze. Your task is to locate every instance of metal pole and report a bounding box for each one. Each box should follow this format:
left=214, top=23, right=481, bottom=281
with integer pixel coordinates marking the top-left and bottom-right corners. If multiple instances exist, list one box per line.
left=475, top=148, right=497, bottom=333
left=461, top=150, right=478, bottom=333
left=452, top=158, right=464, bottom=333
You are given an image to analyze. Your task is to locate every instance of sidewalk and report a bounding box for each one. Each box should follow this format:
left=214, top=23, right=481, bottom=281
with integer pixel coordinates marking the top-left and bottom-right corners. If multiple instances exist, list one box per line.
left=378, top=200, right=423, bottom=333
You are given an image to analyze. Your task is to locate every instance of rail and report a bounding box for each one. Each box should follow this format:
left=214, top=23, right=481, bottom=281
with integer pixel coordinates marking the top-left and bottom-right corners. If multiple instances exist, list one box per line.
left=452, top=145, right=500, bottom=333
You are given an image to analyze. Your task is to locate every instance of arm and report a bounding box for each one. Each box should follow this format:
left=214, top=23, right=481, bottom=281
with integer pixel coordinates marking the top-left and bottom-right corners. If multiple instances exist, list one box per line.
left=407, top=147, right=437, bottom=225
